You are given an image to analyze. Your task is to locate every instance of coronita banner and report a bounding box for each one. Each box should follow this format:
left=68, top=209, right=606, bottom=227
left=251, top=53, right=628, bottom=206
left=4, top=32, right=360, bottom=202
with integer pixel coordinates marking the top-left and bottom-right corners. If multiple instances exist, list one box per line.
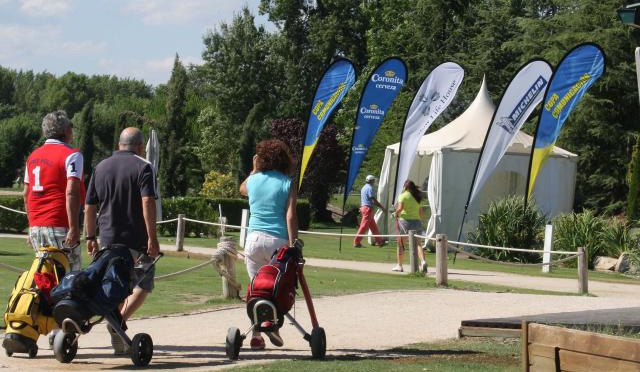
left=467, top=59, right=553, bottom=208
left=526, top=43, right=605, bottom=198
left=299, top=59, right=357, bottom=188
left=343, top=57, right=407, bottom=204
left=393, top=62, right=464, bottom=202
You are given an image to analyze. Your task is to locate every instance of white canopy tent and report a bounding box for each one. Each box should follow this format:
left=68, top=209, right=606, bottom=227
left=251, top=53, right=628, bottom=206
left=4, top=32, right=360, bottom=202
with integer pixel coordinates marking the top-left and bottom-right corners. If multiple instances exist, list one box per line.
left=373, top=78, right=578, bottom=242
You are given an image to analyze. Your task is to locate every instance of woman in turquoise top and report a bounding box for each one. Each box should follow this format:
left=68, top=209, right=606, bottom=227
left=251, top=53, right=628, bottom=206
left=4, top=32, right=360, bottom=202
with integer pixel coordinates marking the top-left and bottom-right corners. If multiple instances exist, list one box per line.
left=392, top=180, right=426, bottom=273
left=239, top=139, right=298, bottom=350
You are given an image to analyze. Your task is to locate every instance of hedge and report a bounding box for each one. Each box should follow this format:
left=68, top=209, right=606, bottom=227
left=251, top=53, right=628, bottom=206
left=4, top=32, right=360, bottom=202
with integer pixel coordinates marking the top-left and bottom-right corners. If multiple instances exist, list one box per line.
left=160, top=197, right=310, bottom=236
left=0, top=196, right=29, bottom=233
left=0, top=195, right=311, bottom=237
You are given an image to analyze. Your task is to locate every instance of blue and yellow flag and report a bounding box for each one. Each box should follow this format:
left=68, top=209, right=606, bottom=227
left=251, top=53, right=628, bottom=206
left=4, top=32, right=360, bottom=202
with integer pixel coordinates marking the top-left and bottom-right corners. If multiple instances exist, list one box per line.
left=526, top=43, right=605, bottom=198
left=300, top=59, right=356, bottom=188
left=344, top=57, right=407, bottom=204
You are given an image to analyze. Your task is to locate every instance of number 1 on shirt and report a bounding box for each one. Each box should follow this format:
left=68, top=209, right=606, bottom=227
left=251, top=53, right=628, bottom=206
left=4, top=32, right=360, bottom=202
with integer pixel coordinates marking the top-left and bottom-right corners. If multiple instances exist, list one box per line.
left=32, top=166, right=44, bottom=191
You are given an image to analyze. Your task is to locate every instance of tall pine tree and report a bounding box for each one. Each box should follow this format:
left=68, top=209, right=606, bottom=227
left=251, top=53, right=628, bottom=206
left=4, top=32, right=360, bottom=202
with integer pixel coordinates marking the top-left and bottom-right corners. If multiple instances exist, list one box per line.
left=236, top=102, right=265, bottom=185
left=627, top=136, right=640, bottom=219
left=75, top=99, right=95, bottom=185
left=160, top=55, right=188, bottom=197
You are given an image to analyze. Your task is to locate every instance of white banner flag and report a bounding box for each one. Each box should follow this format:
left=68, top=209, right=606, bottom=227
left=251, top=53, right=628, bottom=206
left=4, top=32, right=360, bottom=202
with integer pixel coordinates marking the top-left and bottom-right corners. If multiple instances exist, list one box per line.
left=467, top=59, right=552, bottom=205
left=394, top=62, right=464, bottom=202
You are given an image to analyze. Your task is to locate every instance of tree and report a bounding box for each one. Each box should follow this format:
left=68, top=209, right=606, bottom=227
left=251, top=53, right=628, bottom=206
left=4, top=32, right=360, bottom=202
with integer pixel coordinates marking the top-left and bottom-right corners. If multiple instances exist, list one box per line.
left=236, top=102, right=267, bottom=185
left=0, top=114, right=41, bottom=186
left=198, top=8, right=277, bottom=127
left=195, top=107, right=238, bottom=174
left=74, top=100, right=95, bottom=184
left=160, top=55, right=189, bottom=197
left=627, top=136, right=640, bottom=219
left=271, top=118, right=346, bottom=221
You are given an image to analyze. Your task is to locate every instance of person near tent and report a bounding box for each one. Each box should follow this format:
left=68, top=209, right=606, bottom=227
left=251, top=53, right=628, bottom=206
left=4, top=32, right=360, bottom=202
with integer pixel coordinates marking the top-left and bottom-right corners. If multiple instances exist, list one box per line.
left=239, top=139, right=298, bottom=351
left=354, top=175, right=387, bottom=248
left=392, top=180, right=427, bottom=273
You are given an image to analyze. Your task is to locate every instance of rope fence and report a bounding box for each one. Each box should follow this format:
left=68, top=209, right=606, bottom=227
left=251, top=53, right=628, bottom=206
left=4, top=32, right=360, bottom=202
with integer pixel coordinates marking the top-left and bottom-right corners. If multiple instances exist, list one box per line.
left=0, top=208, right=592, bottom=295
left=446, top=239, right=577, bottom=256
left=446, top=243, right=581, bottom=267
left=0, top=262, right=23, bottom=273
left=156, top=218, right=179, bottom=225
left=0, top=204, right=27, bottom=215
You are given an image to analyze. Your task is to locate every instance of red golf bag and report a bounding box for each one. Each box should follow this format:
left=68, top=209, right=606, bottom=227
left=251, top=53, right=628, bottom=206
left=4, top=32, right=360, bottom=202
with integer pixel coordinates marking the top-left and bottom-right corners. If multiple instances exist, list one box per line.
left=246, top=244, right=301, bottom=330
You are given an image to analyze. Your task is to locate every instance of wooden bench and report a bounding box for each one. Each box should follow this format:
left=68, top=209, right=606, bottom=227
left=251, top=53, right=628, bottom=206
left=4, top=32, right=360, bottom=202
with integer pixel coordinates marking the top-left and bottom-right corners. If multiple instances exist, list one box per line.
left=522, top=321, right=640, bottom=371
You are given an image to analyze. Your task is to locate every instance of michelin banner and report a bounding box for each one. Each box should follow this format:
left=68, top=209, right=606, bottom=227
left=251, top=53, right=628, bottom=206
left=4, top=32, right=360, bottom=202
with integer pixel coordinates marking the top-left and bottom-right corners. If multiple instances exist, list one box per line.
left=300, top=59, right=357, bottom=188
left=393, top=62, right=464, bottom=202
left=526, top=43, right=605, bottom=198
left=467, top=59, right=553, bottom=206
left=344, top=57, right=407, bottom=203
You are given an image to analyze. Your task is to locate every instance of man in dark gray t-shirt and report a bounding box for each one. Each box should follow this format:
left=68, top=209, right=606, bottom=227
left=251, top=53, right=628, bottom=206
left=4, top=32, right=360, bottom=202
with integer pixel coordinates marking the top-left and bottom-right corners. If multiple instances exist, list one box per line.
left=84, top=127, right=160, bottom=354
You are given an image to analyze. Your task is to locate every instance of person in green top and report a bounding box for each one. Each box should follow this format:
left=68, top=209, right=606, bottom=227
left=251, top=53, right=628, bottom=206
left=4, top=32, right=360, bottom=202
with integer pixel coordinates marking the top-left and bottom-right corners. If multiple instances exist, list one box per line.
left=392, top=180, right=427, bottom=273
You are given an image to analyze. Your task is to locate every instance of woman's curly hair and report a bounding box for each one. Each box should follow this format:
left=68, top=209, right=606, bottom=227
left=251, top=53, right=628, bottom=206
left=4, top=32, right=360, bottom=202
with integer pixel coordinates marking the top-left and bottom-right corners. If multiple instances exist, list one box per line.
left=255, top=139, right=293, bottom=175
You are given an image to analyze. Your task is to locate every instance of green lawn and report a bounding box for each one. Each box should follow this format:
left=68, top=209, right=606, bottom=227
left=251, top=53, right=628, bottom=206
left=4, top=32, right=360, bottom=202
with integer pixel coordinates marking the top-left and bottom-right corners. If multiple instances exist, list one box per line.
left=0, top=237, right=576, bottom=323
left=225, top=338, right=520, bottom=372
left=159, top=225, right=638, bottom=285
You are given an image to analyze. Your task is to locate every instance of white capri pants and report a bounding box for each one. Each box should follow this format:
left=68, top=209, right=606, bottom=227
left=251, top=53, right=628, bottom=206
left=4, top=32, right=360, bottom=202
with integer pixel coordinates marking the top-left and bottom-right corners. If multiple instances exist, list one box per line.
left=244, top=231, right=288, bottom=279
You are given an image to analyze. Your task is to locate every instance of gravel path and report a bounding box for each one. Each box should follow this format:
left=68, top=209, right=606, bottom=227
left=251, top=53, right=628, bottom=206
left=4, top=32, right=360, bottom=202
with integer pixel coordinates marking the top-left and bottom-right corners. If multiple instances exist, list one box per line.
left=2, top=290, right=639, bottom=371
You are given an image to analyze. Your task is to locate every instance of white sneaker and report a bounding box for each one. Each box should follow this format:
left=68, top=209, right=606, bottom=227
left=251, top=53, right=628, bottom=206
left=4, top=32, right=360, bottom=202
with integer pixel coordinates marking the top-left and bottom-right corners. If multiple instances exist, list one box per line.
left=107, top=324, right=130, bottom=355
left=392, top=265, right=403, bottom=272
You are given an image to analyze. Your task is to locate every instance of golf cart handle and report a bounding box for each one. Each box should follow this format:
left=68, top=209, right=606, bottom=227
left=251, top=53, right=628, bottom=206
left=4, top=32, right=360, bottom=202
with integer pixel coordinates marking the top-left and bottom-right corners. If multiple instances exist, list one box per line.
left=292, top=239, right=304, bottom=250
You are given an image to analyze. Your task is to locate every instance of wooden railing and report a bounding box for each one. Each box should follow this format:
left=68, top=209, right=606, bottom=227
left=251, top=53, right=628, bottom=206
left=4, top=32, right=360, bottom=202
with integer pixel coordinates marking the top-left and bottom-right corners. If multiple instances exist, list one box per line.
left=522, top=321, right=640, bottom=371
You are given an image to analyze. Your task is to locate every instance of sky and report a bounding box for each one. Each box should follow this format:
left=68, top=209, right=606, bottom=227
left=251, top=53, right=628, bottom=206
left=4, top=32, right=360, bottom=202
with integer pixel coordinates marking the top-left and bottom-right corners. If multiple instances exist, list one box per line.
left=0, top=0, right=271, bottom=85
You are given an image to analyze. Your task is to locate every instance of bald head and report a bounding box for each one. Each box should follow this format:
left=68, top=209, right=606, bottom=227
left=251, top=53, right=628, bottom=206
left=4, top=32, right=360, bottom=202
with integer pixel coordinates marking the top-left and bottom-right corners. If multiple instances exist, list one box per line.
left=119, top=127, right=144, bottom=154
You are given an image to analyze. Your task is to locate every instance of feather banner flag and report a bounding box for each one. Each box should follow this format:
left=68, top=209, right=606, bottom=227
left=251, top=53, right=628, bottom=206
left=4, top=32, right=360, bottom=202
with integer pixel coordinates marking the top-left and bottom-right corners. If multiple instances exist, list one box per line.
left=456, top=58, right=552, bottom=246
left=299, top=59, right=357, bottom=189
left=526, top=43, right=605, bottom=198
left=393, top=62, right=464, bottom=203
left=343, top=57, right=407, bottom=205
left=467, top=59, right=553, bottom=207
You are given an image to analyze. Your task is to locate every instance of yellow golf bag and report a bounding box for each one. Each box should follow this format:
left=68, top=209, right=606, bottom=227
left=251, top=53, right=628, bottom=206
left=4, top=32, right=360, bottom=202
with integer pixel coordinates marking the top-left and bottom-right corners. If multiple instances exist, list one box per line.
left=3, top=246, right=70, bottom=358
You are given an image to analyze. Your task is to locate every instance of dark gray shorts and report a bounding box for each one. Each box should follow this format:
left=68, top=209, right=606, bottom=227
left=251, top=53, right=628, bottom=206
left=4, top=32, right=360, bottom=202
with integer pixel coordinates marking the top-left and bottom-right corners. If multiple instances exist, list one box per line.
left=130, top=250, right=155, bottom=292
left=397, top=218, right=423, bottom=235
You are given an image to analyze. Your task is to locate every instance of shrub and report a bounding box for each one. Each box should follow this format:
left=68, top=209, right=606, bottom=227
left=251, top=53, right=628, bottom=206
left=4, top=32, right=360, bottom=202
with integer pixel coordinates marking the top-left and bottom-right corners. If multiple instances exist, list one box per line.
left=552, top=210, right=607, bottom=268
left=200, top=170, right=237, bottom=198
left=0, top=194, right=312, bottom=238
left=159, top=197, right=310, bottom=236
left=601, top=216, right=637, bottom=258
left=0, top=196, right=28, bottom=233
left=467, top=195, right=545, bottom=263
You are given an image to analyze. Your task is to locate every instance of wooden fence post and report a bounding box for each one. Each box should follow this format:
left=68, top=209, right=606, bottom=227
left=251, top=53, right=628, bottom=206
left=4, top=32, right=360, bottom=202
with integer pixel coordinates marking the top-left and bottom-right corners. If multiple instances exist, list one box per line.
left=521, top=320, right=529, bottom=372
left=239, top=209, right=250, bottom=248
left=436, top=234, right=448, bottom=286
left=176, top=214, right=185, bottom=252
left=219, top=236, right=239, bottom=299
left=409, top=230, right=419, bottom=273
left=578, top=247, right=588, bottom=295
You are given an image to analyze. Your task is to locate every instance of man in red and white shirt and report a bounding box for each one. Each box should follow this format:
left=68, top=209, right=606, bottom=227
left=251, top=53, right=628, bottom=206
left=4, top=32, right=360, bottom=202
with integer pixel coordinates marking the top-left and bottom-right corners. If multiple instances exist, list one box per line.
left=23, top=110, right=84, bottom=271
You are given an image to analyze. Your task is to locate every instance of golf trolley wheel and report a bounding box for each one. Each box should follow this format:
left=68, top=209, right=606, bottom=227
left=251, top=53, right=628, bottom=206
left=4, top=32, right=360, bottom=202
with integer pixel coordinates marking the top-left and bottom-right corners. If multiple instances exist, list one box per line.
left=131, top=333, right=153, bottom=367
left=27, top=345, right=38, bottom=358
left=53, top=332, right=77, bottom=363
left=225, top=327, right=243, bottom=360
left=310, top=327, right=326, bottom=359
